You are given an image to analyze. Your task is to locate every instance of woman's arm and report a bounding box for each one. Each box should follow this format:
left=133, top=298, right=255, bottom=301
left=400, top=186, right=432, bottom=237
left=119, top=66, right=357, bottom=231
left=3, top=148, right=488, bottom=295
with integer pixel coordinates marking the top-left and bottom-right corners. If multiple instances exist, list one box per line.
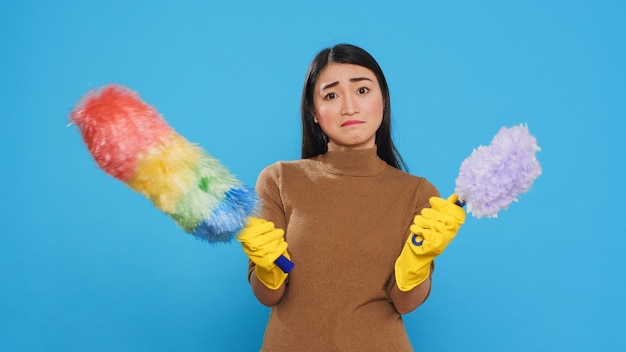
left=246, top=164, right=290, bottom=306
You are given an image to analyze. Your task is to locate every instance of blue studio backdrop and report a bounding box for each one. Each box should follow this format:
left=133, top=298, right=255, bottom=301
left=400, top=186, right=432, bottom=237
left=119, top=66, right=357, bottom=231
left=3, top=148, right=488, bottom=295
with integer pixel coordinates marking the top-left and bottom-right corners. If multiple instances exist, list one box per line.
left=1, top=1, right=624, bottom=351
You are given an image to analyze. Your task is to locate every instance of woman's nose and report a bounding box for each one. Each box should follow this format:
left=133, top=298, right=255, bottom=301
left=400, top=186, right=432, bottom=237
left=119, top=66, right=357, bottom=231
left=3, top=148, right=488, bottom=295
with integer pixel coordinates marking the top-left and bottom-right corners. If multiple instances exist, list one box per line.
left=341, top=95, right=359, bottom=116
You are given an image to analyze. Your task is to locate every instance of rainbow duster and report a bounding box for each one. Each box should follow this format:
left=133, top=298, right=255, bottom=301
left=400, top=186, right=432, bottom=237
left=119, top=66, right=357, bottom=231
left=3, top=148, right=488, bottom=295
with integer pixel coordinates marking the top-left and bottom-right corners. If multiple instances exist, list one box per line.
left=454, top=124, right=542, bottom=218
left=69, top=84, right=258, bottom=243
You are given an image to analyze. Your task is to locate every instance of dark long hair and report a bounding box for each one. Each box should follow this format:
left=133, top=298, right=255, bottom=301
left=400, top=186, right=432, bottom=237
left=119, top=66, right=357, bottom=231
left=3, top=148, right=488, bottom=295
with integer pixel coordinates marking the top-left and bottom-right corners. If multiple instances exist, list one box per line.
left=300, top=44, right=407, bottom=171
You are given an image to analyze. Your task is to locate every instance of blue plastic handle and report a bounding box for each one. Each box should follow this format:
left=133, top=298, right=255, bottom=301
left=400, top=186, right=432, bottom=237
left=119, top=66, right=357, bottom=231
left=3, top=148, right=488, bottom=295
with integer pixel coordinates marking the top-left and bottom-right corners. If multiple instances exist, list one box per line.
left=275, top=255, right=294, bottom=273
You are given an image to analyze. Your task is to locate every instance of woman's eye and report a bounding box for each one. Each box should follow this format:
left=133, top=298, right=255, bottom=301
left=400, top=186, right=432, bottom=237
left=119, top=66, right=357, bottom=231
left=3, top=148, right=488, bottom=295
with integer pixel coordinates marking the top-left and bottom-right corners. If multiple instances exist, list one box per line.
left=357, top=87, right=369, bottom=95
left=325, top=92, right=337, bottom=100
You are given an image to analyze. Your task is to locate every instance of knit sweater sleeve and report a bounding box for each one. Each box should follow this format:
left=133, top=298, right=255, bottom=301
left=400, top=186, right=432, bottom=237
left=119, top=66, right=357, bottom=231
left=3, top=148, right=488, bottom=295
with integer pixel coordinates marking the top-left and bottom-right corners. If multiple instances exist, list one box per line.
left=255, top=162, right=287, bottom=230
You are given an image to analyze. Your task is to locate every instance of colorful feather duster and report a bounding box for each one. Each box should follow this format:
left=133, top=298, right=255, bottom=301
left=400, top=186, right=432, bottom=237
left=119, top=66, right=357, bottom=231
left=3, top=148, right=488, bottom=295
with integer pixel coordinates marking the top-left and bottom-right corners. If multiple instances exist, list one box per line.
left=454, top=124, right=542, bottom=218
left=69, top=84, right=293, bottom=272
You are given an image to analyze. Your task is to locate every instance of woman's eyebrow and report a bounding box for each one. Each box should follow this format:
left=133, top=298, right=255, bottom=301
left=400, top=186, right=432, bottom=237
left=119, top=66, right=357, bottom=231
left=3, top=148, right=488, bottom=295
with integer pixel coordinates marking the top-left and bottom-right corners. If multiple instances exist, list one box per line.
left=349, top=77, right=373, bottom=83
left=320, top=81, right=340, bottom=91
left=320, top=77, right=373, bottom=91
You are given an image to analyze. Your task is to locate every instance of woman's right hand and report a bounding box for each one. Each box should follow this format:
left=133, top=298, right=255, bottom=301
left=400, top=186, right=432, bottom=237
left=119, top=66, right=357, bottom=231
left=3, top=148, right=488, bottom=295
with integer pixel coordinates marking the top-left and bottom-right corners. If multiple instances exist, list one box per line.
left=238, top=217, right=290, bottom=290
left=394, top=195, right=465, bottom=292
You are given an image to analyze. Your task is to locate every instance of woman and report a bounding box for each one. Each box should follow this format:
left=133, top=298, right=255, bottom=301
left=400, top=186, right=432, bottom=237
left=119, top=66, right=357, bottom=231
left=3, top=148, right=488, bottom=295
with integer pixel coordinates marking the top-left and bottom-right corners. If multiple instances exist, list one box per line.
left=238, top=44, right=465, bottom=351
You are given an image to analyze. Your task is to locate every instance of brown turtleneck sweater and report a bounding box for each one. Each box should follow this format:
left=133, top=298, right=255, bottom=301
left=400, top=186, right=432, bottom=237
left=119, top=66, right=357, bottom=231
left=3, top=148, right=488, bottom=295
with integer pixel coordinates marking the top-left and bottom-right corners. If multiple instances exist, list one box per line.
left=251, top=145, right=438, bottom=351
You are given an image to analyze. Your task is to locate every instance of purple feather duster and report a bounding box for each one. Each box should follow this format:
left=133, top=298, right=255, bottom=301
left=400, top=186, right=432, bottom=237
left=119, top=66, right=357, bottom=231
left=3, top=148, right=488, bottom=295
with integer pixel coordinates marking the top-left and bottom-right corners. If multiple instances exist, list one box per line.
left=454, top=124, right=542, bottom=218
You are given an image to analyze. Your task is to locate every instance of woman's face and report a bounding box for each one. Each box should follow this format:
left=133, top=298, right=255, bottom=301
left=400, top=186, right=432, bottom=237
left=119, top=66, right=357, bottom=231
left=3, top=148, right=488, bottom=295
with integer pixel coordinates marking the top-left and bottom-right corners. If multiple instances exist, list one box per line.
left=313, top=63, right=384, bottom=150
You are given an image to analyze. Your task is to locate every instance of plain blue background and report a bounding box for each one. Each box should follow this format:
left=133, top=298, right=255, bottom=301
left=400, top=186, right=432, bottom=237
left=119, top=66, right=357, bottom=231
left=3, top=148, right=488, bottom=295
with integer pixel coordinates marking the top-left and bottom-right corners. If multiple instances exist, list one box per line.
left=1, top=1, right=624, bottom=351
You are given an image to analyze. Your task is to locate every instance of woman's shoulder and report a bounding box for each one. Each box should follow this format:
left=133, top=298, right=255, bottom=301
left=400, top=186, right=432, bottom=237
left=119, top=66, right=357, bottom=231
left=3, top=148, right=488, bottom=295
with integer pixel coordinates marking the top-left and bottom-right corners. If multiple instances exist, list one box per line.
left=260, top=158, right=314, bottom=172
left=258, top=159, right=317, bottom=180
left=385, top=164, right=426, bottom=182
left=385, top=166, right=439, bottom=195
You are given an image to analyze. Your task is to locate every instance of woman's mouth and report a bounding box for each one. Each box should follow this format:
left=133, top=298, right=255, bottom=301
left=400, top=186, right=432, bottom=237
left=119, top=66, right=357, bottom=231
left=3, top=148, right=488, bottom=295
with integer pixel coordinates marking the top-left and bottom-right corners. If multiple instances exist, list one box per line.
left=341, top=120, right=364, bottom=127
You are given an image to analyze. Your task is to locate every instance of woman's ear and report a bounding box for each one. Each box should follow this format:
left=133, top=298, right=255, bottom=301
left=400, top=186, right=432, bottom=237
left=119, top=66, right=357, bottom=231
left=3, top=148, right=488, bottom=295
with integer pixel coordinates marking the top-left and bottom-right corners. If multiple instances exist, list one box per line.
left=308, top=106, right=318, bottom=123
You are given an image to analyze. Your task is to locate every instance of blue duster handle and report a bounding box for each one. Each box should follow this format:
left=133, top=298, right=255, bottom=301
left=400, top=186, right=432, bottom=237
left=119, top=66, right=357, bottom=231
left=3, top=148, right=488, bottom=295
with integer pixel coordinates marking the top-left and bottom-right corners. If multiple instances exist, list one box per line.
left=275, top=255, right=294, bottom=273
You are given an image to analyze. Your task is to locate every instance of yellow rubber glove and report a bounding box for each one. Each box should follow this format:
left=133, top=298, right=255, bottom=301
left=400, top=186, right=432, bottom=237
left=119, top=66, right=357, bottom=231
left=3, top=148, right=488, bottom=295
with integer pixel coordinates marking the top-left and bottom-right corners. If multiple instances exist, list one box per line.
left=238, top=217, right=290, bottom=290
left=394, top=194, right=466, bottom=291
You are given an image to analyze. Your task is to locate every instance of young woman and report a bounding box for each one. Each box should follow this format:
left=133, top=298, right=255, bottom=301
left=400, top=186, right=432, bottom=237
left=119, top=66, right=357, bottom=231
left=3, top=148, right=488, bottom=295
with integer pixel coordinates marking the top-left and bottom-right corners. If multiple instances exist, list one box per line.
left=238, top=44, right=465, bottom=351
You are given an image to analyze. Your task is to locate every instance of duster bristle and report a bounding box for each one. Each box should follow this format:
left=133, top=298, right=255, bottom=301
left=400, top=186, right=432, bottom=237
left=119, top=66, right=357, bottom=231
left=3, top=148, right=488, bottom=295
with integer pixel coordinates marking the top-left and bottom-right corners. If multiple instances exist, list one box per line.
left=454, top=124, right=541, bottom=218
left=70, top=84, right=259, bottom=243
left=191, top=185, right=259, bottom=243
left=69, top=85, right=172, bottom=182
left=126, top=134, right=202, bottom=212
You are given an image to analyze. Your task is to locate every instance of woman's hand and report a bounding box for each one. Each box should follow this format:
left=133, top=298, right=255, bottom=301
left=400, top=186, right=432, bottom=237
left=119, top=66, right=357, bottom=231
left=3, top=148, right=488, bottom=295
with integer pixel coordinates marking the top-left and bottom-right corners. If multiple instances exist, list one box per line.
left=394, top=195, right=466, bottom=292
left=238, top=218, right=291, bottom=290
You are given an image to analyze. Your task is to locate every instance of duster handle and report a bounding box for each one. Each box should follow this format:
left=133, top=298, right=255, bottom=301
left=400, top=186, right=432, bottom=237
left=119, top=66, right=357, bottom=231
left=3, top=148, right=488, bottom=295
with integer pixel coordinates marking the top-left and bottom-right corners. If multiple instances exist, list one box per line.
left=275, top=255, right=294, bottom=273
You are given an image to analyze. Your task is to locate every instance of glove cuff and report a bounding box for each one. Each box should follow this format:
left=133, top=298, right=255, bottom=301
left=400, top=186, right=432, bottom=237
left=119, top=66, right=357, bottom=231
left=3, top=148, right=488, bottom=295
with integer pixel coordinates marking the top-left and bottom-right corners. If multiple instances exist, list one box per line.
left=255, top=265, right=288, bottom=290
left=394, top=244, right=434, bottom=292
left=254, top=251, right=291, bottom=290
